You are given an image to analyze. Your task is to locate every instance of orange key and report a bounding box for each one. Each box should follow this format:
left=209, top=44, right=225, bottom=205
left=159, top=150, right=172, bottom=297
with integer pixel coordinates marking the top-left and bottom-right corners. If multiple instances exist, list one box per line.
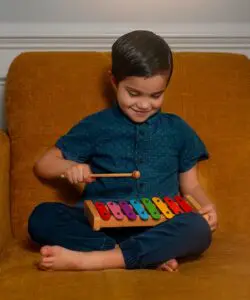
left=152, top=197, right=175, bottom=219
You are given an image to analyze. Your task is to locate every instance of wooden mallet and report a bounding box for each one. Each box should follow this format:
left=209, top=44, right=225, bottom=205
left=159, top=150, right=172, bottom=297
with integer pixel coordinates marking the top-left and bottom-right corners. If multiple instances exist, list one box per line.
left=60, top=170, right=141, bottom=180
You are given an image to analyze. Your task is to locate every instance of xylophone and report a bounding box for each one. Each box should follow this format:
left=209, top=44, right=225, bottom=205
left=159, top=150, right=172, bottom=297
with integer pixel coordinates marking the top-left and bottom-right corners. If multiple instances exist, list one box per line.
left=84, top=195, right=208, bottom=231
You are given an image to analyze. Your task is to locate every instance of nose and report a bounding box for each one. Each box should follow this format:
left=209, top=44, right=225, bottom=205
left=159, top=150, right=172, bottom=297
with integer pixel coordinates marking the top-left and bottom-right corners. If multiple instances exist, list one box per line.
left=136, top=99, right=151, bottom=110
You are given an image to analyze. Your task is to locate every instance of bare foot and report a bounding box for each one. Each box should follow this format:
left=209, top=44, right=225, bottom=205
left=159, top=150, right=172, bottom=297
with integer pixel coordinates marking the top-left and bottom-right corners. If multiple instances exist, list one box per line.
left=38, top=245, right=125, bottom=271
left=38, top=246, right=85, bottom=271
left=157, top=259, right=178, bottom=272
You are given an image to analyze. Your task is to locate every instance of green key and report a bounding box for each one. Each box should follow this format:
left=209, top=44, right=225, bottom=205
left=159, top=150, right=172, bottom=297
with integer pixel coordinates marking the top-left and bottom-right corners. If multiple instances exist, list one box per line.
left=141, top=198, right=161, bottom=220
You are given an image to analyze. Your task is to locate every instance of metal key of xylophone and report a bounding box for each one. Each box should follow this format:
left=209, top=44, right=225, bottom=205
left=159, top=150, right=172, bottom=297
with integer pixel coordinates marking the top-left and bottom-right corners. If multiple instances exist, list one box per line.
left=119, top=201, right=137, bottom=221
left=141, top=198, right=161, bottom=220
left=163, top=196, right=183, bottom=214
left=129, top=199, right=149, bottom=220
left=107, top=201, right=124, bottom=220
left=152, top=197, right=175, bottom=219
left=94, top=202, right=111, bottom=221
left=174, top=195, right=193, bottom=213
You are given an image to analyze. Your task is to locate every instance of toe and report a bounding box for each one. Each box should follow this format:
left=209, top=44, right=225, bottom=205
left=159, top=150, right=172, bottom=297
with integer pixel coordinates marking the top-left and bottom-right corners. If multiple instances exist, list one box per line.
left=161, top=263, right=174, bottom=272
left=168, top=259, right=178, bottom=271
left=157, top=263, right=171, bottom=272
left=39, top=261, right=53, bottom=271
left=157, top=259, right=179, bottom=272
left=42, top=257, right=54, bottom=264
left=164, top=265, right=174, bottom=272
left=40, top=246, right=51, bottom=257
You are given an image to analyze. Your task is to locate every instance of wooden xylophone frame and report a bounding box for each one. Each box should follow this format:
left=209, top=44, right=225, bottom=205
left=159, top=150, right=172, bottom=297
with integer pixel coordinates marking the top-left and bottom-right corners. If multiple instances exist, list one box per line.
left=84, top=195, right=207, bottom=231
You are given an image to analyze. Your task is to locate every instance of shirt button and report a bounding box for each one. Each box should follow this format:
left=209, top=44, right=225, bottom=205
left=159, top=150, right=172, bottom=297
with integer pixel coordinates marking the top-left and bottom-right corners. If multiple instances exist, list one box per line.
left=136, top=158, right=143, bottom=164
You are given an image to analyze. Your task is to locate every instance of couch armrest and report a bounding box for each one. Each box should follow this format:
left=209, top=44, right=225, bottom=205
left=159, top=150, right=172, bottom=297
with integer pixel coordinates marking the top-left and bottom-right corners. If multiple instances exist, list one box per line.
left=0, top=129, right=12, bottom=256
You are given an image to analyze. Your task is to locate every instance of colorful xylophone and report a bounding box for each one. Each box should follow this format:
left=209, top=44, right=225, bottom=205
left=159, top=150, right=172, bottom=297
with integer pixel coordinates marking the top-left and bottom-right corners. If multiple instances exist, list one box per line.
left=84, top=195, right=206, bottom=231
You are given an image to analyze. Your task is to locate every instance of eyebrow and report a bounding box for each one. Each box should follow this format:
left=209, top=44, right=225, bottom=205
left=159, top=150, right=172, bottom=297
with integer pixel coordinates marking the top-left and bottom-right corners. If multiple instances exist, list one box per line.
left=125, top=86, right=165, bottom=96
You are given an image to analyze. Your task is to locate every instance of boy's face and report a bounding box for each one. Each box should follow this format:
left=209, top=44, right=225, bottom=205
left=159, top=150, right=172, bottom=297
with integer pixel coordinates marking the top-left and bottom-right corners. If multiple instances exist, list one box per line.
left=115, top=74, right=168, bottom=123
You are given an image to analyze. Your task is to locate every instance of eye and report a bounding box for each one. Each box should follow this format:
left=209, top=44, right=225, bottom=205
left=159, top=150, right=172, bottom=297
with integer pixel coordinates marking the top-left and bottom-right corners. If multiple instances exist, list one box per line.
left=127, top=90, right=140, bottom=97
left=151, top=93, right=163, bottom=99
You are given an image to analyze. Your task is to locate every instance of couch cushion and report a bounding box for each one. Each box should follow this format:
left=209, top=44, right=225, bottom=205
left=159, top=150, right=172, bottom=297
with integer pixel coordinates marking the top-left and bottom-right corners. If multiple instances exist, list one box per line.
left=5, top=52, right=250, bottom=240
left=0, top=233, right=250, bottom=299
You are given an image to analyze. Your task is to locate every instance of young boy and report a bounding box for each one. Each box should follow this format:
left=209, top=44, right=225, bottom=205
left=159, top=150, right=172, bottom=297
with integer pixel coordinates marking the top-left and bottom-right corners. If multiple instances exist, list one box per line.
left=28, top=30, right=217, bottom=272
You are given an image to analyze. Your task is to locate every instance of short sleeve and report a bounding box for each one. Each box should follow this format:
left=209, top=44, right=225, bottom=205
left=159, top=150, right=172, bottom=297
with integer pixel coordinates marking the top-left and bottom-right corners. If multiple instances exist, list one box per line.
left=178, top=119, right=209, bottom=173
left=55, top=118, right=94, bottom=163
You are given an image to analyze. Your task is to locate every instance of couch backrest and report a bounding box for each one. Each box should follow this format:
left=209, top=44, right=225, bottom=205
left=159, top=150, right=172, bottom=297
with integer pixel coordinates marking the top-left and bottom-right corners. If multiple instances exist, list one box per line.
left=5, top=52, right=250, bottom=240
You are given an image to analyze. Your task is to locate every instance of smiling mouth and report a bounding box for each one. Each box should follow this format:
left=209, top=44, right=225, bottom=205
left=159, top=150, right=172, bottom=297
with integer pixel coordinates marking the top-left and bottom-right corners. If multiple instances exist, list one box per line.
left=132, top=109, right=151, bottom=114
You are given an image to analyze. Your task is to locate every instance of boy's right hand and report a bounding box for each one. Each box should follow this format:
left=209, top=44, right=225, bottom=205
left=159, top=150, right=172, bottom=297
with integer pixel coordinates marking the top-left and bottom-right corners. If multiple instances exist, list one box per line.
left=62, top=163, right=96, bottom=185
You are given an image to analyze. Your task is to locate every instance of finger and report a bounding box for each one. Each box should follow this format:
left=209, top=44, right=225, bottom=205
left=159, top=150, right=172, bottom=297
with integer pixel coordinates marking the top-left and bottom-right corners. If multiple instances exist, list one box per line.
left=77, top=166, right=84, bottom=183
left=210, top=222, right=217, bottom=231
left=85, top=177, right=94, bottom=184
left=209, top=214, right=217, bottom=226
left=211, top=226, right=217, bottom=232
left=199, top=209, right=209, bottom=216
left=198, top=207, right=207, bottom=214
left=83, top=169, right=91, bottom=181
left=87, top=174, right=96, bottom=183
left=85, top=164, right=92, bottom=174
left=207, top=217, right=217, bottom=231
left=72, top=169, right=79, bottom=184
left=198, top=207, right=210, bottom=215
left=211, top=220, right=218, bottom=231
left=65, top=171, right=74, bottom=184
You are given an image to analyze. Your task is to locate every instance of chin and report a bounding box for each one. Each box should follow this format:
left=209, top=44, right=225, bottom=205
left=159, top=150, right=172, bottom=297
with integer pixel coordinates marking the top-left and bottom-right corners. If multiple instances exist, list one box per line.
left=130, top=115, right=149, bottom=123
left=125, top=110, right=154, bottom=123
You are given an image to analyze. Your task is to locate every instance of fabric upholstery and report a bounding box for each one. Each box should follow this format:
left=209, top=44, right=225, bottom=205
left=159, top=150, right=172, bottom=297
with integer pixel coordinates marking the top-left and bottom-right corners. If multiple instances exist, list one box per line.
left=0, top=129, right=11, bottom=255
left=0, top=234, right=250, bottom=299
left=1, top=51, right=250, bottom=299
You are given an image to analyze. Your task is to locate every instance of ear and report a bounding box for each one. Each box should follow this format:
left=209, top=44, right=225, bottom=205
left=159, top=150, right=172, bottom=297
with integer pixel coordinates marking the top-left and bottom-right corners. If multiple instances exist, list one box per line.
left=108, top=70, right=117, bottom=91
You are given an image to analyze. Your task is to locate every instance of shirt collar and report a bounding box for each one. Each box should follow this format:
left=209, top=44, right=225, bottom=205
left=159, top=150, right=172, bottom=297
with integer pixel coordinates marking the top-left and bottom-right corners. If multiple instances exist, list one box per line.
left=112, top=102, right=161, bottom=127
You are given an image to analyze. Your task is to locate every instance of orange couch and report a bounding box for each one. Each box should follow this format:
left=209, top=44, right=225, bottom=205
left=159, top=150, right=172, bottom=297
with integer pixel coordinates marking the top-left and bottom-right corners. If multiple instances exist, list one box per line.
left=1, top=52, right=250, bottom=299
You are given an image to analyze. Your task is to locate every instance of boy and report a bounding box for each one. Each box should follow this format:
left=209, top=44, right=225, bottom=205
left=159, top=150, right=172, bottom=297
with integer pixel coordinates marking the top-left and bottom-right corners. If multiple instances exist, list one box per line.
left=28, top=30, right=217, bottom=272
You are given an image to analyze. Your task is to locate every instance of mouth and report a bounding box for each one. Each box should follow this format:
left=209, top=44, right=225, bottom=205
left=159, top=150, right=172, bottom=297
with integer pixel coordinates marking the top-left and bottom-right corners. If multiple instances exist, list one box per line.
left=131, top=109, right=151, bottom=115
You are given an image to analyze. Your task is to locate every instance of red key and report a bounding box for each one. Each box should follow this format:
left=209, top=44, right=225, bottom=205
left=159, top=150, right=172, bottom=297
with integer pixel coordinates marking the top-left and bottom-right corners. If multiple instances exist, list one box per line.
left=163, top=196, right=183, bottom=214
left=174, top=196, right=193, bottom=213
left=94, top=202, right=111, bottom=220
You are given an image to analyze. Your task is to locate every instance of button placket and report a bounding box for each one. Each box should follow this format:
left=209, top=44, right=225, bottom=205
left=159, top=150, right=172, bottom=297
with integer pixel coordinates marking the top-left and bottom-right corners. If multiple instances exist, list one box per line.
left=135, top=124, right=150, bottom=196
left=137, top=124, right=148, bottom=165
left=139, top=182, right=146, bottom=192
left=134, top=126, right=140, bottom=195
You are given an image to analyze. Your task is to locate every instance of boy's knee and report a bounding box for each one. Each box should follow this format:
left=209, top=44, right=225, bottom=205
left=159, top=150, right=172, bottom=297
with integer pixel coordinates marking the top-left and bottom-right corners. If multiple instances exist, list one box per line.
left=184, top=212, right=212, bottom=253
left=28, top=202, right=61, bottom=243
left=160, top=212, right=212, bottom=256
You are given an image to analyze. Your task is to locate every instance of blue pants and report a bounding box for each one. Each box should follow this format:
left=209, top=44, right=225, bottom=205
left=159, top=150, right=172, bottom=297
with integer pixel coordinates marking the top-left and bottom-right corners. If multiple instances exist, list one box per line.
left=28, top=202, right=212, bottom=269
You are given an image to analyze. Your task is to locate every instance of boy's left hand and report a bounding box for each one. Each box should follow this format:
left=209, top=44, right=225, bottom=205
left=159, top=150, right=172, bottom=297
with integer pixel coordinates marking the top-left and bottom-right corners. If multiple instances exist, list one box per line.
left=198, top=204, right=218, bottom=232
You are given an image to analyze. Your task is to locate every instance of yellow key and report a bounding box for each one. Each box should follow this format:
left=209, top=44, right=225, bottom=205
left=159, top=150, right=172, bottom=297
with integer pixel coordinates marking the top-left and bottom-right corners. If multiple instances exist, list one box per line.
left=152, top=197, right=175, bottom=219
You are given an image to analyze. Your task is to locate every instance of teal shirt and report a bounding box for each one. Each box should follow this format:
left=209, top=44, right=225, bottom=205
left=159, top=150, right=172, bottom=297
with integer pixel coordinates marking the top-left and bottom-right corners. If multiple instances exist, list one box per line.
left=56, top=105, right=209, bottom=206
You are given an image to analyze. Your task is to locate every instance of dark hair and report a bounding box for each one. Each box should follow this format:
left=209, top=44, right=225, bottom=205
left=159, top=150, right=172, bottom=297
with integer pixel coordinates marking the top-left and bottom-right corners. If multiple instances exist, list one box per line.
left=111, top=30, right=173, bottom=85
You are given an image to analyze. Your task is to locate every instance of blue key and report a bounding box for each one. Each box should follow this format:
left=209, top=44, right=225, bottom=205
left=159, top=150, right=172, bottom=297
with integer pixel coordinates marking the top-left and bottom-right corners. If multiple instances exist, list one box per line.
left=129, top=199, right=149, bottom=221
